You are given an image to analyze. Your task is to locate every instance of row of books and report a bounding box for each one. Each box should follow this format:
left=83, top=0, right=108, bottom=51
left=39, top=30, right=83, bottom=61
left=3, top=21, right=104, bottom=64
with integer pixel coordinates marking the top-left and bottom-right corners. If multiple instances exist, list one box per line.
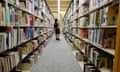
left=16, top=47, right=42, bottom=71
left=85, top=45, right=113, bottom=70
left=0, top=3, right=45, bottom=26
left=88, top=29, right=116, bottom=49
left=65, top=31, right=114, bottom=70
left=89, top=4, right=118, bottom=26
left=78, top=17, right=89, bottom=26
left=67, top=0, right=118, bottom=27
left=7, top=0, right=42, bottom=13
left=72, top=28, right=116, bottom=49
left=0, top=34, right=48, bottom=72
left=0, top=51, right=19, bottom=72
left=73, top=0, right=89, bottom=27
left=0, top=27, right=48, bottom=53
left=89, top=0, right=112, bottom=11
left=78, top=0, right=89, bottom=26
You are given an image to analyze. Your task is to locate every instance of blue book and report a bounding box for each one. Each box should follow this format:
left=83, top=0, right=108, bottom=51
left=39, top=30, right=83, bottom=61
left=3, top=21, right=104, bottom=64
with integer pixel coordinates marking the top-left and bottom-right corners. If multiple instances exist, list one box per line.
left=9, top=6, right=13, bottom=25
left=98, top=29, right=102, bottom=45
left=6, top=6, right=10, bottom=25
left=25, top=27, right=32, bottom=39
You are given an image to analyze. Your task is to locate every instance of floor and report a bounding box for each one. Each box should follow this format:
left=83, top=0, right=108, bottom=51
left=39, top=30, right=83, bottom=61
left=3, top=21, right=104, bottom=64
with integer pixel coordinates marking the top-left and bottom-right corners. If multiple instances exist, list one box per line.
left=32, top=34, right=82, bottom=72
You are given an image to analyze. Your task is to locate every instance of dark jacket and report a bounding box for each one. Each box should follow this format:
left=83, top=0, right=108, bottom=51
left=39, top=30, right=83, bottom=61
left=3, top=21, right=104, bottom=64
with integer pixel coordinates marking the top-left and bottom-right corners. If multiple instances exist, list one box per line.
left=54, top=22, right=58, bottom=28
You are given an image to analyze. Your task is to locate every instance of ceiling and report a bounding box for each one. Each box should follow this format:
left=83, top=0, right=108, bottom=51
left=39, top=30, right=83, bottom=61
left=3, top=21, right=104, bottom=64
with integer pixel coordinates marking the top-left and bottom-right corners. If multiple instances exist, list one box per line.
left=46, top=0, right=70, bottom=19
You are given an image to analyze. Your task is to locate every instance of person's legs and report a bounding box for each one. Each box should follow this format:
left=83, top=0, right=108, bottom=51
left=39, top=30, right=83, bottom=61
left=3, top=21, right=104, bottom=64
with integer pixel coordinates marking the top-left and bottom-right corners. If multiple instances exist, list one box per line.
left=57, top=34, right=60, bottom=40
left=55, top=34, right=57, bottom=40
left=56, top=34, right=59, bottom=39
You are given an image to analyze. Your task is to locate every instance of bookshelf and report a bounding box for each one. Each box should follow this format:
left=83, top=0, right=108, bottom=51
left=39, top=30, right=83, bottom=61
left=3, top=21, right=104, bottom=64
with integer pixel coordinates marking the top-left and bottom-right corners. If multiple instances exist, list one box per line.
left=63, top=0, right=119, bottom=72
left=0, top=0, right=54, bottom=72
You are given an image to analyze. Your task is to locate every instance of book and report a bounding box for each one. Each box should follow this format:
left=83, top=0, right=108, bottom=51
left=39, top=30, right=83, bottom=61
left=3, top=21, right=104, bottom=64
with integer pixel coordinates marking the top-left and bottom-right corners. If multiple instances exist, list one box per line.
left=107, top=5, right=118, bottom=25
left=9, top=6, right=14, bottom=25
left=95, top=11, right=100, bottom=26
left=0, top=51, right=19, bottom=72
left=0, top=60, right=3, bottom=72
left=13, top=29, right=18, bottom=46
left=30, top=15, right=34, bottom=26
left=7, top=32, right=14, bottom=49
left=6, top=5, right=10, bottom=25
left=2, top=6, right=6, bottom=25
left=0, top=33, right=7, bottom=53
left=84, top=64, right=100, bottom=72
left=97, top=29, right=102, bottom=45
left=103, top=29, right=116, bottom=48
left=19, top=1, right=26, bottom=9
left=0, top=3, right=2, bottom=25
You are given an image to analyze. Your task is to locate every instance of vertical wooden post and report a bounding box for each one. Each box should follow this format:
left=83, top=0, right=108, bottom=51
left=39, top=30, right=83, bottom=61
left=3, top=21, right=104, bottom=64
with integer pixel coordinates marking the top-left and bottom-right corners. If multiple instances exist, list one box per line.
left=113, top=0, right=120, bottom=72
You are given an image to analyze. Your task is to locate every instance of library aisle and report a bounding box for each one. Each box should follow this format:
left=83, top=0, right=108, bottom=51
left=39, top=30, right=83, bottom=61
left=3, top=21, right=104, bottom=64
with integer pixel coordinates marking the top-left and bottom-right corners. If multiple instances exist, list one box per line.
left=32, top=34, right=82, bottom=72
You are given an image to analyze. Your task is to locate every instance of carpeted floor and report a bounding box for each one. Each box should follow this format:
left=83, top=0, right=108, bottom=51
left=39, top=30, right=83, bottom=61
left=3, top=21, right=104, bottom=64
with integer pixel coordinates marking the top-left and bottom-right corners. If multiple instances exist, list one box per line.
left=32, top=34, right=82, bottom=72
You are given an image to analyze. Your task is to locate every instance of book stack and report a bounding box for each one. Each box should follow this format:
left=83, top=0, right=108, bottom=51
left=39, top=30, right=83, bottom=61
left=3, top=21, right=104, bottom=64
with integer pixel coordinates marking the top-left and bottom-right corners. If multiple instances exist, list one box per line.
left=0, top=51, right=20, bottom=72
left=88, top=28, right=116, bottom=49
left=84, top=63, right=100, bottom=72
left=79, top=0, right=89, bottom=26
left=102, top=29, right=116, bottom=49
left=85, top=45, right=113, bottom=71
left=89, top=0, right=118, bottom=26
left=1, top=0, right=50, bottom=26
left=16, top=44, right=42, bottom=71
left=79, top=29, right=88, bottom=38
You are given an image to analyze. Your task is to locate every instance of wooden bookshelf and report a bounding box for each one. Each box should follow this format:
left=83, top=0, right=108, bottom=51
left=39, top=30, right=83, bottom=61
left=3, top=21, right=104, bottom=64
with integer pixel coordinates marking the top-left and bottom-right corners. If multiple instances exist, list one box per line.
left=113, top=0, right=120, bottom=72
left=0, top=0, right=54, bottom=71
left=64, top=0, right=119, bottom=72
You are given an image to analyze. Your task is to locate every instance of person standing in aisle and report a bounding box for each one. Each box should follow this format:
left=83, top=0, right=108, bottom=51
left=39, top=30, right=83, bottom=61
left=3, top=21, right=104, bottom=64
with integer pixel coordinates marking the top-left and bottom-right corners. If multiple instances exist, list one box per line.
left=54, top=19, right=60, bottom=40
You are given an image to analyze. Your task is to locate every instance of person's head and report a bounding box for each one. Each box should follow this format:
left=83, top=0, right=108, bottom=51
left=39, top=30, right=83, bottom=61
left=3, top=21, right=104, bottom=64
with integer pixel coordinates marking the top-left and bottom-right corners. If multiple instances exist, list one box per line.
left=55, top=19, right=58, bottom=22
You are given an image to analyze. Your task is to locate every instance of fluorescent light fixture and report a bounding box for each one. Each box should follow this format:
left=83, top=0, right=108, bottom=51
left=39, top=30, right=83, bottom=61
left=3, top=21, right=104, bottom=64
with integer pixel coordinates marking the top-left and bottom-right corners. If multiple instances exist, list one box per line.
left=58, top=0, right=60, bottom=19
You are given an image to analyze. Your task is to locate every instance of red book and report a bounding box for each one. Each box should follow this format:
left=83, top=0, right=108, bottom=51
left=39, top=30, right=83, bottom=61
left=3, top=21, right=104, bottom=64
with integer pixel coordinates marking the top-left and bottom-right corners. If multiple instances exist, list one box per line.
left=101, top=29, right=105, bottom=47
left=30, top=15, right=34, bottom=26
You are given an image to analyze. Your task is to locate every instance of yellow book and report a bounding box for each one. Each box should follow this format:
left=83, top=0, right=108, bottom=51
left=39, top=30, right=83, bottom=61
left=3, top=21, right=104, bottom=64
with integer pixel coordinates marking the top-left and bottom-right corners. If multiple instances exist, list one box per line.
left=107, top=6, right=118, bottom=25
left=0, top=3, right=2, bottom=24
left=2, top=7, right=6, bottom=25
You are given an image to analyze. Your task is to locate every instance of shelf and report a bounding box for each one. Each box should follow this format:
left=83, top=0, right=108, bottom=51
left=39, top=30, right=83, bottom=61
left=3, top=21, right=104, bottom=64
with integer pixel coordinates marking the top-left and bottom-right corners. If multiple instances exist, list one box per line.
left=0, top=26, right=13, bottom=32
left=82, top=38, right=115, bottom=56
left=74, top=33, right=115, bottom=56
left=13, top=25, right=52, bottom=28
left=66, top=32, right=115, bottom=56
left=72, top=25, right=117, bottom=29
left=70, top=0, right=115, bottom=23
